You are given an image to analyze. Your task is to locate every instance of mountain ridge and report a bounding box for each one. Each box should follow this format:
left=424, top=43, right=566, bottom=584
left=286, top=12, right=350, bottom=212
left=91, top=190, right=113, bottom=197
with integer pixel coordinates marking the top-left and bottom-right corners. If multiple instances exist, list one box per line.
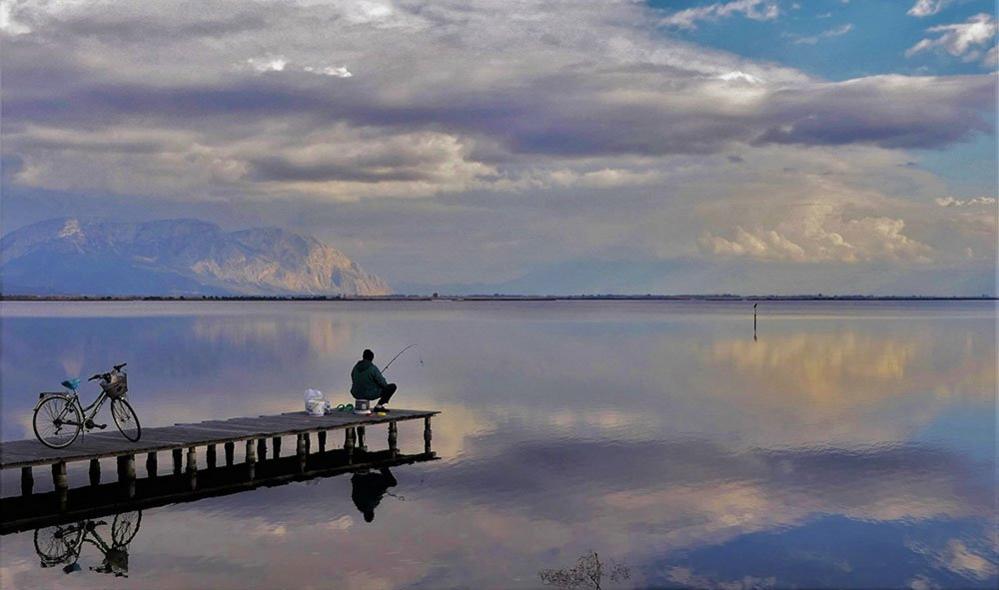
left=0, top=218, right=390, bottom=296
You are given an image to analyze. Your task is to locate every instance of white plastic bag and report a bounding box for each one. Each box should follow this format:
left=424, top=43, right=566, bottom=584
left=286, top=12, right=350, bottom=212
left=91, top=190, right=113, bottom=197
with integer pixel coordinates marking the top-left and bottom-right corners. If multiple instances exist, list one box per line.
left=304, top=389, right=325, bottom=414
left=307, top=399, right=329, bottom=416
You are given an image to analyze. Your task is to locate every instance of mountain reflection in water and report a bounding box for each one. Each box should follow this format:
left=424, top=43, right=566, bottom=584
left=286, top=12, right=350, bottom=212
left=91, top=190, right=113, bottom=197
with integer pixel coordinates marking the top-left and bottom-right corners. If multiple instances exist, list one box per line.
left=0, top=300, right=994, bottom=589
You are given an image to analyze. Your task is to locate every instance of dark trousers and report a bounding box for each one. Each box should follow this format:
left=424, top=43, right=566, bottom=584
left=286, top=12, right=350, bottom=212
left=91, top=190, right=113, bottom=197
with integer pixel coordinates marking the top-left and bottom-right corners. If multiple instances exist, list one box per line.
left=378, top=383, right=397, bottom=406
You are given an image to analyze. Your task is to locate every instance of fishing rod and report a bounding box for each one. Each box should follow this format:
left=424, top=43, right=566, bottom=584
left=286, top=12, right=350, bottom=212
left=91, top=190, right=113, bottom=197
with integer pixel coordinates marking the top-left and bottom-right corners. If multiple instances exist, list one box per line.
left=382, top=344, right=416, bottom=374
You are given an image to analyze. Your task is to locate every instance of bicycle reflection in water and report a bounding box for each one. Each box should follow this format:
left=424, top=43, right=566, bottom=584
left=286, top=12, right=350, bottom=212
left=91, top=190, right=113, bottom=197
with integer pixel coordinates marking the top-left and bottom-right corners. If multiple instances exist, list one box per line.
left=33, top=511, right=141, bottom=578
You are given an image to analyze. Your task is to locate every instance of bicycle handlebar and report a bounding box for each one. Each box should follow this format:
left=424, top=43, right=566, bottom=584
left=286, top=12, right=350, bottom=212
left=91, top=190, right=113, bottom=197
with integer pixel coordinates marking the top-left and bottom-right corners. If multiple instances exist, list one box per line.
left=86, top=364, right=125, bottom=381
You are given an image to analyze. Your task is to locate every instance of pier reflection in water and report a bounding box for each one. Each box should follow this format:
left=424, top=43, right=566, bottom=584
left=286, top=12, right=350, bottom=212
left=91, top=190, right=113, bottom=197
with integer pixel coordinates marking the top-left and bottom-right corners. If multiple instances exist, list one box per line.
left=5, top=446, right=436, bottom=581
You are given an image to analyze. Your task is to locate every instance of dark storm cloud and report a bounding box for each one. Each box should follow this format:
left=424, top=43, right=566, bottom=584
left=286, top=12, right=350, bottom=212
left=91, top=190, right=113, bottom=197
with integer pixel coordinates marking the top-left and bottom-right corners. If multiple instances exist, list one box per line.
left=250, top=156, right=438, bottom=183
left=755, top=76, right=995, bottom=149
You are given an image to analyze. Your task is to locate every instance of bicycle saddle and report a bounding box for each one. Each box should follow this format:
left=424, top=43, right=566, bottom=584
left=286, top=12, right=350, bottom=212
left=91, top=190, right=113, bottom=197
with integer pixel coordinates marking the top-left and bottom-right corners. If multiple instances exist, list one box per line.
left=61, top=378, right=81, bottom=390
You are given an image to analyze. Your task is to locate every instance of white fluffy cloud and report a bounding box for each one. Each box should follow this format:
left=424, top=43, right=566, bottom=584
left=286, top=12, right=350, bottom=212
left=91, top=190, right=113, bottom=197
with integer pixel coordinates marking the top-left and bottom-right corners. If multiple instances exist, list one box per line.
left=660, top=0, right=779, bottom=30
left=907, top=13, right=998, bottom=62
left=907, top=0, right=954, bottom=18
left=934, top=196, right=996, bottom=207
left=247, top=55, right=288, bottom=73
left=787, top=23, right=853, bottom=45
left=699, top=204, right=933, bottom=264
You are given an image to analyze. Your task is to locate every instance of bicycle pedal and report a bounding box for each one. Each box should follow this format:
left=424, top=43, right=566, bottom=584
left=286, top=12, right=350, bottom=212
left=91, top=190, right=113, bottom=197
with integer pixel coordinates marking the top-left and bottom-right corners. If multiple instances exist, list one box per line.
left=93, top=423, right=107, bottom=430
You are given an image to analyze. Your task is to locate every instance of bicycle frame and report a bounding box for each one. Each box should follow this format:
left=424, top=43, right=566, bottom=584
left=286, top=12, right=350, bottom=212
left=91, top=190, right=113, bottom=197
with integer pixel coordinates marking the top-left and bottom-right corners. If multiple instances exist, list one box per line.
left=78, top=389, right=111, bottom=425
left=43, top=520, right=117, bottom=572
left=42, top=388, right=110, bottom=429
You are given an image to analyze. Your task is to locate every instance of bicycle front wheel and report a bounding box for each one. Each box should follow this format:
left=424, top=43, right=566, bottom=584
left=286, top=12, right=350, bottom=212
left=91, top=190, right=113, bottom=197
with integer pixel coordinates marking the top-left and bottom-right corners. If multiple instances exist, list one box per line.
left=111, top=398, right=141, bottom=441
left=33, top=396, right=82, bottom=449
left=112, top=510, right=142, bottom=546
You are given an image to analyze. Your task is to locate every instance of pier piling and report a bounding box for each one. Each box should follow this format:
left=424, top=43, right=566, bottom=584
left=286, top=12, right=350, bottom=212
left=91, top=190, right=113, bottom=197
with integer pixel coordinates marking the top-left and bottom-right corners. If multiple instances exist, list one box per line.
left=424, top=416, right=433, bottom=454
left=172, top=449, right=183, bottom=475
left=20, top=466, right=32, bottom=496
left=224, top=441, right=235, bottom=466
left=388, top=421, right=398, bottom=455
left=89, top=459, right=101, bottom=486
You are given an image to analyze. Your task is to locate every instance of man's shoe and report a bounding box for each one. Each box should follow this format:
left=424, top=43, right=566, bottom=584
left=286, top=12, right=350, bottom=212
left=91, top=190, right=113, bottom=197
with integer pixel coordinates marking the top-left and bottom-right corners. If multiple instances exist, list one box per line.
left=374, top=406, right=389, bottom=413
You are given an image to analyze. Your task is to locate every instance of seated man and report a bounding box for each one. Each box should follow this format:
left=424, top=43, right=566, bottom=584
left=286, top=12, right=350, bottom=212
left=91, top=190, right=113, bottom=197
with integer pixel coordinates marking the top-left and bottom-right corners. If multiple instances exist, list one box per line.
left=350, top=349, right=397, bottom=412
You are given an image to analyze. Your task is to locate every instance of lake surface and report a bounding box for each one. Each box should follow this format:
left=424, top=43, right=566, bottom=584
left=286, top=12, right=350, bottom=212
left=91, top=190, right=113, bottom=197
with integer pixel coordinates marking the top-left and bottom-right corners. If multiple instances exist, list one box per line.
left=0, top=300, right=995, bottom=589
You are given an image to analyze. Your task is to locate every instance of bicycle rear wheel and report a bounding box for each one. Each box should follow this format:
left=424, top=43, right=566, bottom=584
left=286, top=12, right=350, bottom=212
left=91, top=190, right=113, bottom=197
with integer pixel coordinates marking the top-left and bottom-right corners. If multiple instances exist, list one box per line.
left=33, top=396, right=82, bottom=449
left=111, top=398, right=141, bottom=441
left=34, top=523, right=83, bottom=566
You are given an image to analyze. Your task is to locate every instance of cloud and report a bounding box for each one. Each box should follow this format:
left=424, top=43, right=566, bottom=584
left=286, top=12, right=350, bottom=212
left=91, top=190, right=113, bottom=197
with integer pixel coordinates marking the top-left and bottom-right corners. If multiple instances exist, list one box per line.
left=0, top=0, right=31, bottom=35
left=906, top=13, right=998, bottom=62
left=983, top=44, right=999, bottom=68
left=909, top=539, right=999, bottom=580
left=935, top=196, right=997, bottom=207
left=1, top=0, right=992, bottom=203
left=0, top=0, right=995, bottom=292
left=787, top=23, right=853, bottom=45
left=699, top=202, right=933, bottom=263
left=660, top=0, right=779, bottom=30
left=246, top=55, right=288, bottom=73
left=303, top=65, right=352, bottom=78
left=907, top=0, right=953, bottom=18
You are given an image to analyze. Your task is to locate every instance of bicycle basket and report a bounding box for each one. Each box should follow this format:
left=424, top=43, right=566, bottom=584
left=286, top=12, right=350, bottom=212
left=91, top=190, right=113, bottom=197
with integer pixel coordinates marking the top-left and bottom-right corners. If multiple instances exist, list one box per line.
left=102, top=373, right=128, bottom=399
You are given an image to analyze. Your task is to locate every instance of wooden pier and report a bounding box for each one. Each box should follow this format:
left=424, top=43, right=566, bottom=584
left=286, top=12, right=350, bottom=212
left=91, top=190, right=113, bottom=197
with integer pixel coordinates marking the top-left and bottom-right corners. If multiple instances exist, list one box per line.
left=1, top=409, right=439, bottom=506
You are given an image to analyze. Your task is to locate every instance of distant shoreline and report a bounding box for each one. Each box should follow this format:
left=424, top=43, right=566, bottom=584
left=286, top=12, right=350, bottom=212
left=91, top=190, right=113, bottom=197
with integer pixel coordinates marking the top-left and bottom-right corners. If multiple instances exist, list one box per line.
left=1, top=294, right=995, bottom=302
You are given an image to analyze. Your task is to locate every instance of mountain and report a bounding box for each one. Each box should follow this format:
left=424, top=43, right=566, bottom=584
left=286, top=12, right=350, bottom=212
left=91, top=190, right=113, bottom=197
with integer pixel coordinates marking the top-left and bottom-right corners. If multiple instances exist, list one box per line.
left=0, top=218, right=390, bottom=296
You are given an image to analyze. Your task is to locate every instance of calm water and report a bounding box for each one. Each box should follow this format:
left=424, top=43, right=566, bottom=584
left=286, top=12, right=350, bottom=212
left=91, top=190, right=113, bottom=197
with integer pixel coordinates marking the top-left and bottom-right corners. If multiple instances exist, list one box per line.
left=0, top=300, right=995, bottom=589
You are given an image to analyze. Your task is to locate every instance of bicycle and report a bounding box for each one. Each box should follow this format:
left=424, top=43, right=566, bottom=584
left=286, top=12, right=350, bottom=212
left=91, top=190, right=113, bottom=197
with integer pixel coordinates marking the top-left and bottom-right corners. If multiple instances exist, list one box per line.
left=33, top=510, right=142, bottom=578
left=33, top=363, right=141, bottom=449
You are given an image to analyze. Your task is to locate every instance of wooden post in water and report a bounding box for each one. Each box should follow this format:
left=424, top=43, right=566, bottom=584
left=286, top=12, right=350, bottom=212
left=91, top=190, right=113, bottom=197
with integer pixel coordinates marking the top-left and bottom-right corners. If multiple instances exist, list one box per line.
left=296, top=433, right=307, bottom=472
left=117, top=455, right=136, bottom=498
left=206, top=444, right=217, bottom=469
left=172, top=448, right=183, bottom=475
left=272, top=436, right=282, bottom=458
left=245, top=439, right=257, bottom=479
left=146, top=452, right=158, bottom=478
left=356, top=426, right=367, bottom=451
left=52, top=461, right=68, bottom=511
left=117, top=455, right=136, bottom=481
left=186, top=447, right=197, bottom=473
left=52, top=461, right=68, bottom=489
left=257, top=438, right=268, bottom=462
left=21, top=466, right=33, bottom=496
left=304, top=433, right=311, bottom=454
left=388, top=421, right=398, bottom=456
left=344, top=427, right=355, bottom=462
left=224, top=441, right=235, bottom=466
left=317, top=431, right=327, bottom=452
left=89, top=458, right=101, bottom=486
left=753, top=303, right=758, bottom=341
left=424, top=416, right=433, bottom=454
left=186, top=447, right=198, bottom=490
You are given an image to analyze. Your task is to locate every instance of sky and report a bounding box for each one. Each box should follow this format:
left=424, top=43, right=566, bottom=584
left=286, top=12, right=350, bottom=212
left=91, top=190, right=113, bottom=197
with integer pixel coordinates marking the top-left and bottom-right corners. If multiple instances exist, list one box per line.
left=1, top=0, right=997, bottom=295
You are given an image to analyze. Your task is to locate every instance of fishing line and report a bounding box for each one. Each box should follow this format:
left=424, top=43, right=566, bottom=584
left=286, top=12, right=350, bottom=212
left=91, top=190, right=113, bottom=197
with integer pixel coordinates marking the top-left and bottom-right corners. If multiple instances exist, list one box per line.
left=382, top=344, right=416, bottom=374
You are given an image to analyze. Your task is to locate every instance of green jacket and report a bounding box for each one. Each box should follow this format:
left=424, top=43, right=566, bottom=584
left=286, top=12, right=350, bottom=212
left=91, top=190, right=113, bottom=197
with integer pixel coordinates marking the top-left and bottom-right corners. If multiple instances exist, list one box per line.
left=350, top=359, right=388, bottom=400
